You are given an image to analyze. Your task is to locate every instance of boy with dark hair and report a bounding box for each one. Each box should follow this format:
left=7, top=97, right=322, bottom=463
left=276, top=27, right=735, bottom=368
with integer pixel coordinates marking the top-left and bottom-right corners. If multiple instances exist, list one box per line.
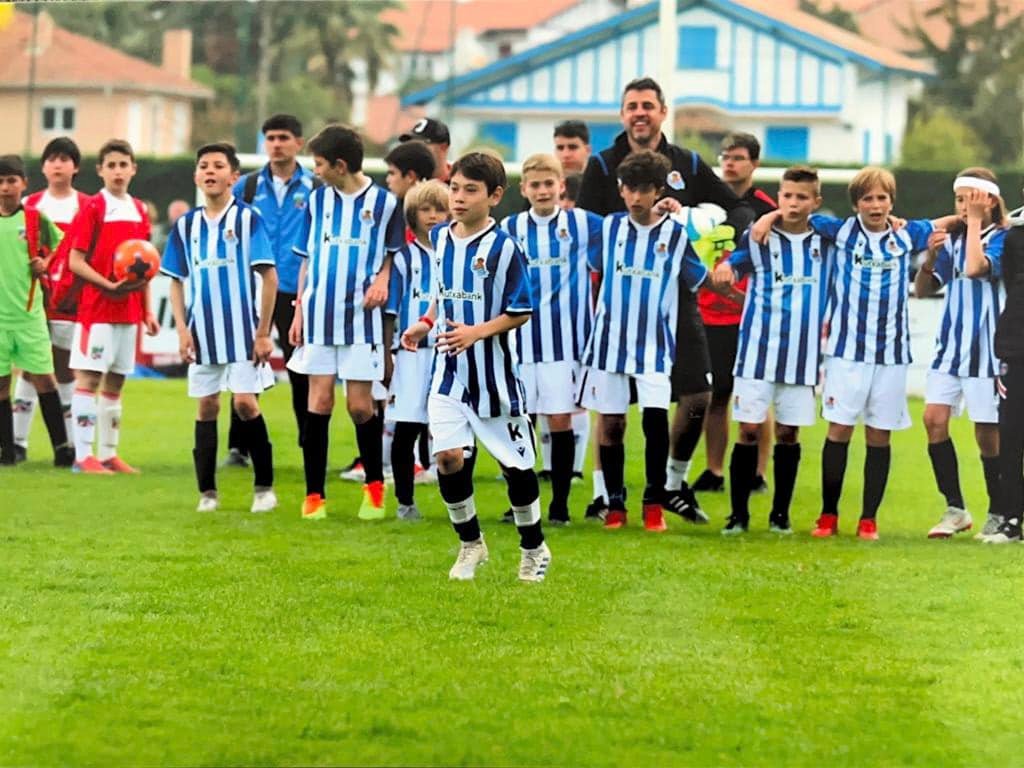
left=163, top=142, right=279, bottom=513
left=553, top=120, right=591, bottom=174
left=402, top=151, right=551, bottom=582
left=399, top=117, right=451, bottom=182
left=0, top=154, right=73, bottom=466
left=384, top=142, right=436, bottom=200
left=13, top=136, right=90, bottom=461
left=288, top=124, right=403, bottom=521
left=68, top=139, right=157, bottom=474
left=579, top=149, right=709, bottom=532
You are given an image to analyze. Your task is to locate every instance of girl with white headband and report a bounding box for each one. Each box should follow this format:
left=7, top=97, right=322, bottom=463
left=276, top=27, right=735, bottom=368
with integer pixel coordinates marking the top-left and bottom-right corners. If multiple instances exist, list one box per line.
left=915, top=167, right=1007, bottom=540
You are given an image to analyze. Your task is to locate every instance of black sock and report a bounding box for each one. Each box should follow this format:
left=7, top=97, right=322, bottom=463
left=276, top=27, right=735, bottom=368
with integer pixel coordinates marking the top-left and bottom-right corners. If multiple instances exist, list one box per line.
left=821, top=439, right=849, bottom=515
left=287, top=369, right=308, bottom=447
left=228, top=405, right=247, bottom=456
left=675, top=407, right=706, bottom=462
left=242, top=414, right=274, bottom=488
left=728, top=442, right=758, bottom=522
left=982, top=454, right=1001, bottom=516
left=507, top=466, right=545, bottom=548
left=303, top=411, right=331, bottom=497
left=391, top=422, right=419, bottom=506
left=354, top=410, right=384, bottom=484
left=417, top=423, right=431, bottom=468
left=438, top=460, right=480, bottom=542
left=772, top=443, right=801, bottom=520
left=0, top=398, right=14, bottom=463
left=599, top=443, right=626, bottom=506
left=518, top=522, right=544, bottom=549
left=641, top=408, right=669, bottom=501
left=38, top=390, right=69, bottom=450
left=862, top=445, right=891, bottom=520
left=193, top=419, right=217, bottom=493
left=549, top=429, right=574, bottom=517
left=927, top=439, right=963, bottom=508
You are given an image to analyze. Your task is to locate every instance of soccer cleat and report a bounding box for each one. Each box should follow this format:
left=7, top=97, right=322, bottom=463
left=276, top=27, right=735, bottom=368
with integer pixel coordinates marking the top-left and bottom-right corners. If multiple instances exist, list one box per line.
left=72, top=456, right=114, bottom=475
left=927, top=506, right=973, bottom=539
left=975, top=513, right=1004, bottom=540
left=413, top=465, right=437, bottom=485
left=584, top=497, right=608, bottom=522
left=982, top=517, right=1023, bottom=544
left=642, top=503, right=667, bottom=532
left=604, top=508, right=628, bottom=529
left=13, top=444, right=27, bottom=464
left=751, top=475, right=769, bottom=494
left=721, top=515, right=749, bottom=536
left=518, top=541, right=552, bottom=582
left=222, top=447, right=250, bottom=468
left=102, top=456, right=140, bottom=474
left=572, top=471, right=584, bottom=483
left=397, top=503, right=422, bottom=521
left=251, top=488, right=278, bottom=513
left=857, top=518, right=879, bottom=540
left=662, top=485, right=709, bottom=524
left=301, top=493, right=327, bottom=520
left=768, top=512, right=793, bottom=535
left=196, top=493, right=219, bottom=512
left=548, top=507, right=571, bottom=527
left=52, top=444, right=75, bottom=468
left=339, top=456, right=365, bottom=482
left=500, top=508, right=515, bottom=524
left=357, top=480, right=387, bottom=520
left=449, top=537, right=488, bottom=580
left=811, top=513, right=839, bottom=537
left=692, top=469, right=725, bottom=492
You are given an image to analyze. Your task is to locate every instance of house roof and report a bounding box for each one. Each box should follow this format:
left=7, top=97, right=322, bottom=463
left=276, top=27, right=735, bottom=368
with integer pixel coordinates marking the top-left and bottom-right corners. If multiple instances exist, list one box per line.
left=403, top=0, right=934, bottom=106
left=383, top=0, right=583, bottom=53
left=361, top=93, right=426, bottom=145
left=0, top=10, right=213, bottom=99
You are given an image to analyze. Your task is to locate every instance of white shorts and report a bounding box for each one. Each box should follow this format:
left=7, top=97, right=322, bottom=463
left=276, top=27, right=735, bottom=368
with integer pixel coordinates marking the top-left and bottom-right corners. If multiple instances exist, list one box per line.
left=428, top=393, right=535, bottom=470
left=386, top=348, right=434, bottom=424
left=286, top=342, right=384, bottom=381
left=821, top=356, right=911, bottom=431
left=732, top=377, right=817, bottom=427
left=48, top=319, right=74, bottom=351
left=925, top=370, right=999, bottom=424
left=576, top=368, right=672, bottom=414
left=521, top=360, right=579, bottom=415
left=188, top=362, right=277, bottom=398
left=69, top=323, right=137, bottom=375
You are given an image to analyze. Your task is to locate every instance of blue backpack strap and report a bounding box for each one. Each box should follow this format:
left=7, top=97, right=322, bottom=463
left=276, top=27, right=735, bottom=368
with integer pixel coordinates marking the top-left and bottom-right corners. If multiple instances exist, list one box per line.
left=595, top=152, right=610, bottom=176
left=691, top=151, right=699, bottom=176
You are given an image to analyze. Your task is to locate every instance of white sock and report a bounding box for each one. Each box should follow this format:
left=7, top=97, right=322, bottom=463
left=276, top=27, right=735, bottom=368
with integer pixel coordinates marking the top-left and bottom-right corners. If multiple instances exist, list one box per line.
left=592, top=469, right=607, bottom=503
left=572, top=411, right=589, bottom=473
left=97, top=392, right=122, bottom=461
left=539, top=416, right=551, bottom=472
left=12, top=376, right=38, bottom=448
left=666, top=458, right=691, bottom=490
left=71, top=390, right=97, bottom=461
left=58, top=381, right=74, bottom=439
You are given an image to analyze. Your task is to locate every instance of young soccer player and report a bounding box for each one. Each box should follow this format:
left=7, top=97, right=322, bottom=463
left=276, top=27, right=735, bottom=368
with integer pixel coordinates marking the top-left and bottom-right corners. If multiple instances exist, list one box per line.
left=162, top=143, right=279, bottom=513
left=13, top=138, right=90, bottom=461
left=553, top=120, right=591, bottom=175
left=288, top=124, right=404, bottom=521
left=915, top=169, right=1006, bottom=539
left=712, top=166, right=829, bottom=534
left=501, top=153, right=601, bottom=524
left=402, top=151, right=551, bottom=582
left=385, top=179, right=448, bottom=520
left=67, top=139, right=158, bottom=474
left=384, top=142, right=436, bottom=201
left=0, top=155, right=72, bottom=467
left=579, top=150, right=709, bottom=531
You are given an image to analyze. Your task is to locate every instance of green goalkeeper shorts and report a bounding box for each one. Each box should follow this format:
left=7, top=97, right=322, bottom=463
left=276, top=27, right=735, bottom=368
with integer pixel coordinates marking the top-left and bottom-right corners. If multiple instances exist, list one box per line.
left=0, top=320, right=54, bottom=376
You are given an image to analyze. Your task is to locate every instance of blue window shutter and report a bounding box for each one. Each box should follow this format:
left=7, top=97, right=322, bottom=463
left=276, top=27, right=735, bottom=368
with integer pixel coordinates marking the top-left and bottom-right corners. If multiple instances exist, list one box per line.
left=764, top=126, right=809, bottom=161
left=588, top=122, right=621, bottom=151
left=479, top=122, right=519, bottom=160
left=678, top=26, right=718, bottom=70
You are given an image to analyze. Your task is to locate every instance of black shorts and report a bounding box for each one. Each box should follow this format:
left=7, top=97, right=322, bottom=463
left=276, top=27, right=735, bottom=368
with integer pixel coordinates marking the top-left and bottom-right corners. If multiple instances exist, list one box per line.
left=671, top=289, right=713, bottom=398
left=705, top=323, right=739, bottom=398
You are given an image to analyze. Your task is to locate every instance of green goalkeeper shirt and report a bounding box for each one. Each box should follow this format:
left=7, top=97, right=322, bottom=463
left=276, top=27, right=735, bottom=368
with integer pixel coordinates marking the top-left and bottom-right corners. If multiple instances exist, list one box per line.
left=0, top=207, right=62, bottom=330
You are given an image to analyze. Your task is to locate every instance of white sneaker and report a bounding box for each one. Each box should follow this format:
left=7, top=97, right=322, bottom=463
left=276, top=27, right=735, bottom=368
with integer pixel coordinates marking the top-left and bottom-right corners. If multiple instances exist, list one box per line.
left=397, top=503, right=422, bottom=521
left=196, top=493, right=219, bottom=512
left=414, top=465, right=437, bottom=485
left=518, top=541, right=552, bottom=583
left=928, top=506, right=973, bottom=538
left=251, top=488, right=278, bottom=513
left=974, top=513, right=1004, bottom=540
left=449, top=537, right=488, bottom=580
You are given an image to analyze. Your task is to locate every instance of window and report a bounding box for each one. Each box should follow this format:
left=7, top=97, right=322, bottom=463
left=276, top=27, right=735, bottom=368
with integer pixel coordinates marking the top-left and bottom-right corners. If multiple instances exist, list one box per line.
left=678, top=26, right=717, bottom=70
left=764, top=126, right=809, bottom=161
left=588, top=123, right=620, bottom=150
left=41, top=102, right=75, bottom=132
left=479, top=121, right=518, bottom=159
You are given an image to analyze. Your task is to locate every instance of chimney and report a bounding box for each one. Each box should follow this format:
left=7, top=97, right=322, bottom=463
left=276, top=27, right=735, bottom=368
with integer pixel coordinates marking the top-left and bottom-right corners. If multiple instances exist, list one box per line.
left=162, top=29, right=192, bottom=80
left=31, top=10, right=54, bottom=54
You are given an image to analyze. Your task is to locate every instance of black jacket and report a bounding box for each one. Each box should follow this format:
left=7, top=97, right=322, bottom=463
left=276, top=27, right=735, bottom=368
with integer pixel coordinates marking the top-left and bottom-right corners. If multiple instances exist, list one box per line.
left=996, top=225, right=1024, bottom=362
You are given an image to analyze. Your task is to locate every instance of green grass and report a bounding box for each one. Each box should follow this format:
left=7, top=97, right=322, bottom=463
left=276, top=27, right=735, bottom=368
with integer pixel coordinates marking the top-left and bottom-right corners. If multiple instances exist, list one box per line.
left=3, top=379, right=1024, bottom=767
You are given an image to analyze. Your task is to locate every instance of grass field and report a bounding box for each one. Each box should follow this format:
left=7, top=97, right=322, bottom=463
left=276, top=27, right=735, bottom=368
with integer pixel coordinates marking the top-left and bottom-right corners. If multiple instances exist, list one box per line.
left=3, top=378, right=1024, bottom=767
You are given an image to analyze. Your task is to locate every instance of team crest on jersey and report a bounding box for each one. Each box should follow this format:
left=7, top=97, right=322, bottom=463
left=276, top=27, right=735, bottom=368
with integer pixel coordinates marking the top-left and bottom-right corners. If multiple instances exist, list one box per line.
left=666, top=170, right=685, bottom=191
left=472, top=256, right=489, bottom=278
left=360, top=208, right=376, bottom=225
left=224, top=229, right=236, bottom=243
left=17, top=228, right=26, bottom=241
left=292, top=192, right=307, bottom=210
left=656, top=241, right=668, bottom=254
left=811, top=247, right=821, bottom=260
left=90, top=345, right=104, bottom=360
left=886, top=238, right=900, bottom=252
left=557, top=227, right=572, bottom=242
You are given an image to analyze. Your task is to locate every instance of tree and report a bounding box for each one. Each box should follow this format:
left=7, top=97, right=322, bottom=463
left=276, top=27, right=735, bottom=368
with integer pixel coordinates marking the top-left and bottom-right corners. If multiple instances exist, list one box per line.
left=798, top=0, right=859, bottom=33
left=900, top=108, right=990, bottom=169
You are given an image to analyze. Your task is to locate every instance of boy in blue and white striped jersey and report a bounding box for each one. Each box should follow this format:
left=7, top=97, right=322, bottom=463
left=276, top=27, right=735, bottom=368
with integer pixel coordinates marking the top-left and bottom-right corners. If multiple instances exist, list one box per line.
left=287, top=125, right=405, bottom=522
left=402, top=152, right=551, bottom=583
left=501, top=153, right=602, bottom=525
left=713, top=166, right=830, bottom=535
left=162, top=143, right=279, bottom=514
left=384, top=180, right=449, bottom=521
left=915, top=169, right=1007, bottom=539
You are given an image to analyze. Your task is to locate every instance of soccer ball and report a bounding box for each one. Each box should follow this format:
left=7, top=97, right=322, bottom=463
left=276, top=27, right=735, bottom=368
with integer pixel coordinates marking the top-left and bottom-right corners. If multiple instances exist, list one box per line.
left=679, top=203, right=727, bottom=241
left=113, top=239, right=160, bottom=282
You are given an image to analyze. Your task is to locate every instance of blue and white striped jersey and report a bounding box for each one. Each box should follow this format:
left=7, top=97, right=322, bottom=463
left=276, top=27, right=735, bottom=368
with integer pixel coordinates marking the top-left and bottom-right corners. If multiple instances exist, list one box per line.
left=500, top=207, right=601, bottom=364
left=386, top=239, right=435, bottom=349
left=430, top=220, right=533, bottom=417
left=930, top=225, right=1006, bottom=378
left=160, top=200, right=275, bottom=365
left=730, top=228, right=832, bottom=386
left=583, top=213, right=707, bottom=375
left=293, top=179, right=404, bottom=346
left=812, top=214, right=933, bottom=365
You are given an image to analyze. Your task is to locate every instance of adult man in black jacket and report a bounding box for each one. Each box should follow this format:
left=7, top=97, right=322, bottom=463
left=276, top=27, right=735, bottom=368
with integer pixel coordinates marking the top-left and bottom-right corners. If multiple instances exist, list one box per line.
left=578, top=76, right=753, bottom=522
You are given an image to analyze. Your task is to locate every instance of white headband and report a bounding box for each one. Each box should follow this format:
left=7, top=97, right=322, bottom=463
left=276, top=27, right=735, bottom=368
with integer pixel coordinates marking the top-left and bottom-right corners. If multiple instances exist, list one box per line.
left=953, top=176, right=1000, bottom=197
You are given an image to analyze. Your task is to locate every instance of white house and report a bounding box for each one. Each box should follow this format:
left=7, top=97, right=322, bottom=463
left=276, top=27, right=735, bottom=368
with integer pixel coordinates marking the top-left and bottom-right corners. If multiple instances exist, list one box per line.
left=400, top=0, right=934, bottom=164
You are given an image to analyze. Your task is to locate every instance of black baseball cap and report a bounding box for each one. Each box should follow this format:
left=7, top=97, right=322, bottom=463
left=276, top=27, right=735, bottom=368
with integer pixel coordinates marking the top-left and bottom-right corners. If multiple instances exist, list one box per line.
left=399, top=117, right=451, bottom=145
left=0, top=155, right=26, bottom=178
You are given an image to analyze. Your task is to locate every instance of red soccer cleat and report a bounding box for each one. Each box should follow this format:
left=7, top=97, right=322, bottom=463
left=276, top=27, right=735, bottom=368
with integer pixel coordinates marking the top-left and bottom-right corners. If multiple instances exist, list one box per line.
left=811, top=513, right=839, bottom=537
left=72, top=455, right=114, bottom=475
left=302, top=493, right=327, bottom=520
left=102, top=456, right=140, bottom=474
left=857, top=518, right=879, bottom=540
left=642, top=503, right=667, bottom=532
left=604, top=509, right=627, bottom=529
